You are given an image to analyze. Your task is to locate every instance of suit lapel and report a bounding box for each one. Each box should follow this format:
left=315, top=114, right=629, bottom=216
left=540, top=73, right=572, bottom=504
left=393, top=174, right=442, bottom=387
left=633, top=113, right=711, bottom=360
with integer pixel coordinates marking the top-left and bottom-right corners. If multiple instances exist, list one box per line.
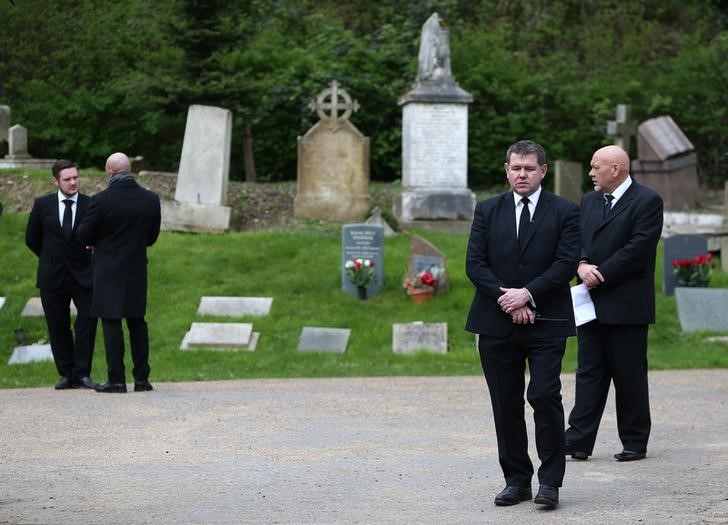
left=596, top=182, right=638, bottom=231
left=501, top=193, right=518, bottom=246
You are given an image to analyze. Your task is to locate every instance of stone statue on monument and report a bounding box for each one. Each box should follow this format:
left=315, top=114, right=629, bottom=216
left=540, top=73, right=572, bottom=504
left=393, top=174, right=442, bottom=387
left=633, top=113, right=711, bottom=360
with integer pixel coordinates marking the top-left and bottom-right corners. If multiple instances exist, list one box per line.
left=417, top=13, right=452, bottom=83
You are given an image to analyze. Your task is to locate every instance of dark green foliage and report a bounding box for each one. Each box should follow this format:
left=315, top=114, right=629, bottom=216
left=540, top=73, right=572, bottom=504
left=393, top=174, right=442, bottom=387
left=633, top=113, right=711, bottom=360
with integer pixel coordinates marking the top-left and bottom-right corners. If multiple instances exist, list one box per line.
left=0, top=0, right=725, bottom=184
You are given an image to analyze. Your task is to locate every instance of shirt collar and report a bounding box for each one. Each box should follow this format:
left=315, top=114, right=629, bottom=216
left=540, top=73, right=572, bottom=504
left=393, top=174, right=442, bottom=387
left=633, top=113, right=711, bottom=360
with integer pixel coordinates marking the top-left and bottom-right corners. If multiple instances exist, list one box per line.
left=512, top=186, right=542, bottom=207
left=608, top=176, right=632, bottom=202
left=57, top=191, right=78, bottom=204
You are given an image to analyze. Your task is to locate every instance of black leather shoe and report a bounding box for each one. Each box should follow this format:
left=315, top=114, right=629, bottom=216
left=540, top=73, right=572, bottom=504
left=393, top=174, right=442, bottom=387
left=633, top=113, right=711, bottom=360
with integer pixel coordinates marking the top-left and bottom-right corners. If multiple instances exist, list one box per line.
left=54, top=376, right=73, bottom=390
left=494, top=486, right=532, bottom=506
left=72, top=376, right=97, bottom=389
left=565, top=441, right=589, bottom=460
left=134, top=381, right=153, bottom=392
left=94, top=382, right=127, bottom=393
left=614, top=450, right=646, bottom=461
left=534, top=485, right=559, bottom=508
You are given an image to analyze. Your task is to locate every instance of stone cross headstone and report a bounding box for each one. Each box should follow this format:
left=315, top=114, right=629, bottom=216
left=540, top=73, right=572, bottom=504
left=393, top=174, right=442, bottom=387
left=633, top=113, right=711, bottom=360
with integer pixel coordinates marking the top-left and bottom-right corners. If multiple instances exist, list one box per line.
left=341, top=224, right=384, bottom=298
left=606, top=104, right=636, bottom=154
left=6, top=124, right=30, bottom=159
left=160, top=104, right=233, bottom=233
left=297, top=327, right=351, bottom=354
left=553, top=160, right=583, bottom=204
left=294, top=80, right=372, bottom=222
left=662, top=234, right=707, bottom=295
left=392, top=322, right=447, bottom=354
left=0, top=105, right=10, bottom=143
left=409, top=235, right=448, bottom=293
left=395, top=13, right=475, bottom=225
left=631, top=115, right=698, bottom=211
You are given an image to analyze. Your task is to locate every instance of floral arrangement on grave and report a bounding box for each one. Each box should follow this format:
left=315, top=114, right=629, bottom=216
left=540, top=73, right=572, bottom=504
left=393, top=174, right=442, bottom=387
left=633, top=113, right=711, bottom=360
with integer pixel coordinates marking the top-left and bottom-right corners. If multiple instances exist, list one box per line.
left=403, top=269, right=438, bottom=295
left=672, top=253, right=716, bottom=287
left=345, top=258, right=376, bottom=289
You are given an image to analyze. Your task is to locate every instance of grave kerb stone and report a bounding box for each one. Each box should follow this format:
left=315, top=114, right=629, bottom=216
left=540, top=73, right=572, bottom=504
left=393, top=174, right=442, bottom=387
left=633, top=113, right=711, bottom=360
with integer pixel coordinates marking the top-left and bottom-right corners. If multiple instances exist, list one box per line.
left=392, top=322, right=448, bottom=354
left=297, top=327, right=351, bottom=354
left=197, top=296, right=273, bottom=317
left=8, top=344, right=54, bottom=365
left=180, top=322, right=253, bottom=350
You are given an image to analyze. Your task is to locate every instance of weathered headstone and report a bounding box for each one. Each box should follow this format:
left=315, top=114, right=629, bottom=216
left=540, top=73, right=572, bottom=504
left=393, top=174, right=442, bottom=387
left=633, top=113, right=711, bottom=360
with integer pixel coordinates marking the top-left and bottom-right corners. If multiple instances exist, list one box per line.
left=297, top=327, right=350, bottom=354
left=20, top=297, right=77, bottom=317
left=160, top=105, right=233, bottom=233
left=8, top=344, right=54, bottom=365
left=294, top=80, right=372, bottom=222
left=553, top=160, right=583, bottom=204
left=674, top=288, right=728, bottom=332
left=392, top=322, right=447, bottom=354
left=662, top=234, right=707, bottom=296
left=6, top=124, right=29, bottom=159
left=631, top=116, right=698, bottom=211
left=409, top=235, right=448, bottom=293
left=395, top=13, right=475, bottom=226
left=0, top=105, right=10, bottom=143
left=606, top=104, right=636, bottom=154
left=341, top=224, right=384, bottom=298
left=180, top=322, right=257, bottom=351
left=364, top=207, right=395, bottom=237
left=197, top=296, right=273, bottom=317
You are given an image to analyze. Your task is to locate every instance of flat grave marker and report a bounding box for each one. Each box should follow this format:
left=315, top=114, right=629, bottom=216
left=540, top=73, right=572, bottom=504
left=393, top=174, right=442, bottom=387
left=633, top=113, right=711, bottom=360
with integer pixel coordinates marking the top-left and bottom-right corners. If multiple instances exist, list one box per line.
left=197, top=297, right=273, bottom=317
left=8, top=344, right=53, bottom=365
left=297, top=327, right=351, bottom=354
left=392, top=322, right=447, bottom=354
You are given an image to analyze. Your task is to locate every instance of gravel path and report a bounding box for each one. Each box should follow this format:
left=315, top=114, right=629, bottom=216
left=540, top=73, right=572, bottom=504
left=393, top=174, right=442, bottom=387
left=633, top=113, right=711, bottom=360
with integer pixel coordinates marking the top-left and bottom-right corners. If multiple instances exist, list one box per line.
left=1, top=370, right=727, bottom=524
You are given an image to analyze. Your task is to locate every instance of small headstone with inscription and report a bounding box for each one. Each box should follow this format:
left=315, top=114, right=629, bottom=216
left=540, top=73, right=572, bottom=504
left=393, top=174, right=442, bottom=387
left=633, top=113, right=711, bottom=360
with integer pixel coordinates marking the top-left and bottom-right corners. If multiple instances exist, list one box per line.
left=553, top=160, right=583, bottom=204
left=180, top=322, right=258, bottom=351
left=297, top=327, right=350, bottom=354
left=663, top=234, right=708, bottom=296
left=0, top=123, right=56, bottom=169
left=674, top=288, right=728, bottom=332
left=342, top=224, right=384, bottom=298
left=294, top=80, right=372, bottom=222
left=392, top=322, right=447, bottom=354
left=409, top=235, right=448, bottom=293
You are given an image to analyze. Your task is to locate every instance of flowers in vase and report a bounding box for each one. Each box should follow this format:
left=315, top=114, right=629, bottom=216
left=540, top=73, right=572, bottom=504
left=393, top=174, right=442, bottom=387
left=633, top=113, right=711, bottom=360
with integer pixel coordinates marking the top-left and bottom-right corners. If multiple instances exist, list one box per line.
left=344, top=258, right=376, bottom=288
left=672, top=253, right=716, bottom=287
left=403, top=268, right=438, bottom=294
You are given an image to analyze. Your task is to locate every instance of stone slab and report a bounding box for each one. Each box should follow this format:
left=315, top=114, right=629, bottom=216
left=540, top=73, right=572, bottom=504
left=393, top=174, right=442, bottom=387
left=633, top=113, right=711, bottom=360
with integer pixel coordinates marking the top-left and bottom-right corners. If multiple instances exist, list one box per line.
left=180, top=322, right=253, bottom=350
left=0, top=158, right=57, bottom=169
left=160, top=200, right=231, bottom=233
left=674, top=287, right=728, bottom=332
left=8, top=344, right=53, bottom=365
left=0, top=105, right=9, bottom=142
left=394, top=188, right=475, bottom=222
left=0, top=297, right=5, bottom=311
left=553, top=160, right=583, bottom=204
left=175, top=105, right=232, bottom=206
left=197, top=296, right=273, bottom=317
left=297, top=327, right=351, bottom=353
left=341, top=224, right=384, bottom=298
left=392, top=322, right=447, bottom=354
left=20, top=297, right=77, bottom=317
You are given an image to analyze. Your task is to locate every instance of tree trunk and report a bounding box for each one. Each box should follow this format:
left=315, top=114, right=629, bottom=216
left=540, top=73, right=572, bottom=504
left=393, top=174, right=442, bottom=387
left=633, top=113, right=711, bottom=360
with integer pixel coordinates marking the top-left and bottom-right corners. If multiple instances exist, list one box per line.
left=242, top=122, right=257, bottom=182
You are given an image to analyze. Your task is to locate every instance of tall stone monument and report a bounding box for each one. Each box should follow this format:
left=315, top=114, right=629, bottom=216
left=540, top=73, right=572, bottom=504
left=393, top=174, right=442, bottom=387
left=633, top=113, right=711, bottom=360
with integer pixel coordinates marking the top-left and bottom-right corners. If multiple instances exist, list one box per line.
left=294, top=80, right=372, bottom=222
left=394, top=13, right=475, bottom=226
left=160, top=104, right=233, bottom=233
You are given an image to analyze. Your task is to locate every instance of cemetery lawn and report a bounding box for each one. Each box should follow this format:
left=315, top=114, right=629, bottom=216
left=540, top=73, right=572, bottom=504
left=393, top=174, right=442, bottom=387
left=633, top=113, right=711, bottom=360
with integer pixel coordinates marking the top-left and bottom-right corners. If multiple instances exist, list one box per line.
left=1, top=211, right=727, bottom=388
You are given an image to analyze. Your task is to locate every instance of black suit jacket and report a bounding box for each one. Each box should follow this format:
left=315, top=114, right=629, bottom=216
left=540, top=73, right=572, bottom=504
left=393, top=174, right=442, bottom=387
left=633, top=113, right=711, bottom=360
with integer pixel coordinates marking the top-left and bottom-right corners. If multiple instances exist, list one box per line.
left=580, top=180, right=663, bottom=325
left=77, top=177, right=161, bottom=319
left=465, top=190, right=581, bottom=338
left=25, top=193, right=93, bottom=290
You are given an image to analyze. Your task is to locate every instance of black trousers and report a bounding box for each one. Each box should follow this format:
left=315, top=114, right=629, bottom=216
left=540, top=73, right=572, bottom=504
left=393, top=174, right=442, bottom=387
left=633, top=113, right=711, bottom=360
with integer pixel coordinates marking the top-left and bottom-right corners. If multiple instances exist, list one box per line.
left=100, top=317, right=150, bottom=384
left=565, top=321, right=651, bottom=453
left=478, top=329, right=567, bottom=488
left=40, top=272, right=97, bottom=380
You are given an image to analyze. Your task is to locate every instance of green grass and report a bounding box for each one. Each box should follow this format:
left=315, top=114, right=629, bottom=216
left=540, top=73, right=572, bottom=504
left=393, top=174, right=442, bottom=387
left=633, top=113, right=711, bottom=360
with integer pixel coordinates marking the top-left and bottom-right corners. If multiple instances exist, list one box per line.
left=1, top=207, right=727, bottom=389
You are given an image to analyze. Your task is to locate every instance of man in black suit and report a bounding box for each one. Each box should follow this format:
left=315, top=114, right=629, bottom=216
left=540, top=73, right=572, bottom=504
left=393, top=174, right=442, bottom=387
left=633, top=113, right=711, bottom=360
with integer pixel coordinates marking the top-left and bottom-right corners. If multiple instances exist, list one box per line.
left=77, top=152, right=161, bottom=394
left=466, top=140, right=580, bottom=508
left=25, top=159, right=98, bottom=389
left=564, top=145, right=663, bottom=462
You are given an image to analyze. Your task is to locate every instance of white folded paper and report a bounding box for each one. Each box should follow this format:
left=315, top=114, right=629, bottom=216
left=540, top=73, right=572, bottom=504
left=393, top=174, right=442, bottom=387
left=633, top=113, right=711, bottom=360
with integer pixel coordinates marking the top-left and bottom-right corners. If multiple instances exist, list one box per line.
left=570, top=284, right=597, bottom=327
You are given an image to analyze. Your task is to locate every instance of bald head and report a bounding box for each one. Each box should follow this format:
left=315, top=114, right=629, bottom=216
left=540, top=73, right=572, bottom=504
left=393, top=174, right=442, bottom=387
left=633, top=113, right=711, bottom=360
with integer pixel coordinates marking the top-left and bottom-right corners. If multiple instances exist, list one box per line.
left=105, top=152, right=131, bottom=177
left=589, top=145, right=630, bottom=193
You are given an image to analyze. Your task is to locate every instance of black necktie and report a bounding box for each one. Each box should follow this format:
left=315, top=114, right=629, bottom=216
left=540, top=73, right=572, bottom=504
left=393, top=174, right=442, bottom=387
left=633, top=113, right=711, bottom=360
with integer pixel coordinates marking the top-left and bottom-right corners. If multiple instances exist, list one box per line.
left=518, top=197, right=530, bottom=246
left=62, top=199, right=73, bottom=241
left=603, top=194, right=614, bottom=219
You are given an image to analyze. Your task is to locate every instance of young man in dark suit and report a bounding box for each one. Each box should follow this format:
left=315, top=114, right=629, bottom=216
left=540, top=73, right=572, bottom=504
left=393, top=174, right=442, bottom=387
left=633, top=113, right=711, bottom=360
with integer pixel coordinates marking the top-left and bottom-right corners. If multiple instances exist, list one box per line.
left=564, top=145, right=663, bottom=462
left=466, top=140, right=580, bottom=508
left=25, top=159, right=98, bottom=389
left=77, top=152, right=161, bottom=394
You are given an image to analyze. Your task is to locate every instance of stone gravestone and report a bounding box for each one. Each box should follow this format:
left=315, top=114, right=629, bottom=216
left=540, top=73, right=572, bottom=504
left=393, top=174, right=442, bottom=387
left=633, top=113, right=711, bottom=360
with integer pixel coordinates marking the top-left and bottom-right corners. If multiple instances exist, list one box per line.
left=297, top=327, right=351, bottom=354
left=395, top=13, right=475, bottom=226
left=553, top=160, right=583, bottom=204
left=197, top=296, right=273, bottom=317
left=409, top=235, right=448, bottom=293
left=606, top=104, right=636, bottom=155
left=294, top=80, right=372, bottom=222
left=662, top=234, right=707, bottom=296
left=674, top=288, right=728, bottom=332
left=392, top=322, right=447, bottom=354
left=8, top=344, right=54, bottom=365
left=160, top=105, right=233, bottom=233
left=341, top=224, right=384, bottom=298
left=21, top=297, right=77, bottom=317
left=364, top=207, right=395, bottom=237
left=6, top=124, right=30, bottom=159
left=0, top=105, right=9, bottom=143
left=631, top=116, right=698, bottom=211
left=0, top=297, right=5, bottom=311
left=180, top=322, right=258, bottom=351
